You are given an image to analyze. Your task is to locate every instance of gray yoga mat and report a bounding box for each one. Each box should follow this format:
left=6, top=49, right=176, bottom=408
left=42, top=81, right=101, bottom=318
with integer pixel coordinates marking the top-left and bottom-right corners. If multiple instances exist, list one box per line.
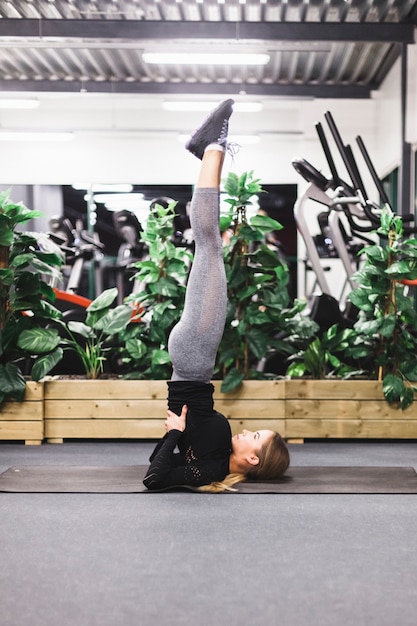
left=1, top=465, right=416, bottom=493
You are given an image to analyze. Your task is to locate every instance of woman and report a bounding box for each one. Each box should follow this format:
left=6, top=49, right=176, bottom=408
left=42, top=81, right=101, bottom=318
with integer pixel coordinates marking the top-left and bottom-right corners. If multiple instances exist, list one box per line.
left=143, top=99, right=289, bottom=492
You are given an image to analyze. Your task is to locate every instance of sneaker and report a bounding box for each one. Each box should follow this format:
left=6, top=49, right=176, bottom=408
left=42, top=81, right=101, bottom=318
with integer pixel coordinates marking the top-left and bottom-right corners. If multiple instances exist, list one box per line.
left=185, top=98, right=235, bottom=159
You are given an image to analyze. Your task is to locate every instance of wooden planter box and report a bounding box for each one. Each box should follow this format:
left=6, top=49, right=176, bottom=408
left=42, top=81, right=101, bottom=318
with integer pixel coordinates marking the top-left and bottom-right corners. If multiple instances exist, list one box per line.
left=8, top=378, right=415, bottom=444
left=285, top=379, right=417, bottom=439
left=0, top=381, right=44, bottom=445
left=43, top=379, right=286, bottom=443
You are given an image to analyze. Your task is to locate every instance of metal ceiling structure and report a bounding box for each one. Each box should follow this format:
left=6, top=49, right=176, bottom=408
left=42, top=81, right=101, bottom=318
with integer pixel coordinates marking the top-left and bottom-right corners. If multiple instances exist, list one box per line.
left=0, top=0, right=416, bottom=99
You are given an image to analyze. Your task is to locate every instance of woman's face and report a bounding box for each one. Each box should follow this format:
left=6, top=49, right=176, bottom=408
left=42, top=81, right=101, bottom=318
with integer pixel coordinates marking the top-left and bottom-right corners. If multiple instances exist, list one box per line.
left=231, top=429, right=274, bottom=457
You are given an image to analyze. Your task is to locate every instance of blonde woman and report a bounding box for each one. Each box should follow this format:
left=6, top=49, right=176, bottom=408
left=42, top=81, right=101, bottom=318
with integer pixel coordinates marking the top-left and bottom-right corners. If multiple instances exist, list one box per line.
left=143, top=100, right=289, bottom=492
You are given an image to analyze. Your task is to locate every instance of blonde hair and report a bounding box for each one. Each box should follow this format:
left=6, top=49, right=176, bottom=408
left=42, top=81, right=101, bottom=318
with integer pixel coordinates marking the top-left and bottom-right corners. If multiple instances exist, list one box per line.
left=198, top=432, right=290, bottom=493
left=198, top=473, right=245, bottom=493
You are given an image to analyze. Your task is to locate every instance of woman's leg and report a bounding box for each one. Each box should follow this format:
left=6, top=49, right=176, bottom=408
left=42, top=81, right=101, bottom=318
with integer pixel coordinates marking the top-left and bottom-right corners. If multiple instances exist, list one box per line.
left=168, top=149, right=227, bottom=382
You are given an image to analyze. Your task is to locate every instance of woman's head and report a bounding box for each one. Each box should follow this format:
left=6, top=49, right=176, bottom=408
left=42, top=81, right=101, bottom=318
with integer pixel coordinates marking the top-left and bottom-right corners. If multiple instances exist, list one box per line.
left=200, top=430, right=290, bottom=493
left=230, top=429, right=290, bottom=479
left=247, top=431, right=290, bottom=480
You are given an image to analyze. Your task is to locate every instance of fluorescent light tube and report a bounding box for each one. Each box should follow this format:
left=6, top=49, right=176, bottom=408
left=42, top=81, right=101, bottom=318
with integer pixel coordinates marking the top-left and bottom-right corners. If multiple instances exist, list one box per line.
left=93, top=193, right=145, bottom=208
left=143, top=52, right=270, bottom=65
left=72, top=184, right=134, bottom=193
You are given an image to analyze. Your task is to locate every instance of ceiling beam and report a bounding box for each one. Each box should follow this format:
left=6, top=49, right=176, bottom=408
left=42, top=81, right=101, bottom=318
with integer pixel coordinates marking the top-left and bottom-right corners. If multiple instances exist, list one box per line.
left=0, top=79, right=373, bottom=99
left=0, top=19, right=414, bottom=43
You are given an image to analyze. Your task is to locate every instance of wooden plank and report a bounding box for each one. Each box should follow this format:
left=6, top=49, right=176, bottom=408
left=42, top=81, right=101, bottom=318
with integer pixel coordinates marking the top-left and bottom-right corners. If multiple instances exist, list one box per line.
left=228, top=418, right=286, bottom=437
left=45, top=397, right=285, bottom=420
left=286, top=418, right=417, bottom=439
left=44, top=379, right=168, bottom=400
left=45, top=379, right=286, bottom=401
left=0, top=421, right=43, bottom=440
left=45, top=417, right=286, bottom=440
left=286, top=379, right=387, bottom=400
left=45, top=418, right=165, bottom=439
left=213, top=379, right=286, bottom=400
left=214, top=399, right=285, bottom=419
left=44, top=399, right=167, bottom=419
left=1, top=401, right=43, bottom=420
left=285, top=399, right=417, bottom=420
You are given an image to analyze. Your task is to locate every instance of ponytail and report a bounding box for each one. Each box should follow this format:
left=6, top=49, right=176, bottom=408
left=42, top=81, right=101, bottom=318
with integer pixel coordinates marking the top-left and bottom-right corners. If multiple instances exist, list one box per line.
left=198, top=473, right=245, bottom=493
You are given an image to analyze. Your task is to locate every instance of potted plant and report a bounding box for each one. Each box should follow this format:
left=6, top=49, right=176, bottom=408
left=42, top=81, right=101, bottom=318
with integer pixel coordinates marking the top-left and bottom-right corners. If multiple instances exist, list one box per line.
left=44, top=202, right=191, bottom=443
left=284, top=207, right=417, bottom=441
left=0, top=189, right=65, bottom=443
left=345, top=207, right=417, bottom=408
left=121, top=200, right=192, bottom=380
left=215, top=171, right=317, bottom=392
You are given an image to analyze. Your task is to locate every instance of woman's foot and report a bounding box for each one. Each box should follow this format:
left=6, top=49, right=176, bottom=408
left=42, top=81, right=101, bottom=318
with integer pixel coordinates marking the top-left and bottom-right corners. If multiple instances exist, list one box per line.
left=185, top=99, right=234, bottom=159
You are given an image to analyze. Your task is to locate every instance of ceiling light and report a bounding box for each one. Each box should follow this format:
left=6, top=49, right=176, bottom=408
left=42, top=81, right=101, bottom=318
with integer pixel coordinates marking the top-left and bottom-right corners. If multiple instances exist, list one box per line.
left=0, top=131, right=73, bottom=142
left=72, top=184, right=134, bottom=193
left=93, top=193, right=145, bottom=209
left=142, top=52, right=270, bottom=66
left=163, top=101, right=263, bottom=113
left=0, top=99, right=40, bottom=110
left=93, top=193, right=150, bottom=224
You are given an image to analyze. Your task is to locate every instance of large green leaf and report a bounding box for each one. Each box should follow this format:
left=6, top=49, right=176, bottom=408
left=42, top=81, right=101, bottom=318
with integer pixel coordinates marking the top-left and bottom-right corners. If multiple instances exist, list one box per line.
left=67, top=321, right=94, bottom=338
left=400, top=386, right=414, bottom=410
left=10, top=253, right=34, bottom=269
left=31, top=347, right=64, bottom=381
left=0, top=362, right=26, bottom=401
left=249, top=214, right=283, bottom=233
left=220, top=367, right=244, bottom=393
left=382, top=374, right=403, bottom=403
left=0, top=229, right=13, bottom=246
left=385, top=260, right=415, bottom=277
left=151, top=348, right=171, bottom=365
left=0, top=268, right=14, bottom=286
left=9, top=207, right=42, bottom=225
left=153, top=277, right=180, bottom=297
left=93, top=305, right=133, bottom=334
left=286, top=362, right=306, bottom=378
left=246, top=328, right=268, bottom=360
left=251, top=245, right=282, bottom=268
left=17, top=327, right=61, bottom=353
left=87, top=287, right=118, bottom=313
left=348, top=288, right=373, bottom=311
left=364, top=246, right=388, bottom=263
left=124, top=338, right=147, bottom=360
left=378, top=315, right=396, bottom=337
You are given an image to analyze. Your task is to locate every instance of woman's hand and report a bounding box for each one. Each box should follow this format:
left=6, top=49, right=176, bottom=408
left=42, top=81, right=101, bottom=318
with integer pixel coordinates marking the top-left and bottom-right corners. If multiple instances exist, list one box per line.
left=165, top=405, right=188, bottom=433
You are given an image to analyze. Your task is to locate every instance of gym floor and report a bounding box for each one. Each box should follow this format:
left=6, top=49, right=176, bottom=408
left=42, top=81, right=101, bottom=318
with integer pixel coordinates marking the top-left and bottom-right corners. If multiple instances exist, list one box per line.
left=1, top=439, right=417, bottom=626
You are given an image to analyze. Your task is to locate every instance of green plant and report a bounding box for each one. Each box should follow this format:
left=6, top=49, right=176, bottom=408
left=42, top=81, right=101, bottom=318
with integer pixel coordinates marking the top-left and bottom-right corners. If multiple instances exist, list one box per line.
left=346, top=207, right=417, bottom=408
left=216, top=171, right=318, bottom=392
left=120, top=176, right=316, bottom=388
left=122, top=201, right=192, bottom=379
left=0, top=189, right=64, bottom=404
left=55, top=287, right=134, bottom=379
left=286, top=324, right=359, bottom=379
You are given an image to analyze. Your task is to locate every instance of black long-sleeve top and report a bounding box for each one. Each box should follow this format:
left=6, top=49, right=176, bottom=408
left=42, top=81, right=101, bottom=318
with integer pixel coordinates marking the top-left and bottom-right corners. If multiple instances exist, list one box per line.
left=143, top=381, right=231, bottom=490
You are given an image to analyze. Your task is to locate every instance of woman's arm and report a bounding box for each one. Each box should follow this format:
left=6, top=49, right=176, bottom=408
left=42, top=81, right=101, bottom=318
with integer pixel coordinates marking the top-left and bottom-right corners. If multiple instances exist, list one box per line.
left=142, top=405, right=188, bottom=490
left=143, top=429, right=183, bottom=490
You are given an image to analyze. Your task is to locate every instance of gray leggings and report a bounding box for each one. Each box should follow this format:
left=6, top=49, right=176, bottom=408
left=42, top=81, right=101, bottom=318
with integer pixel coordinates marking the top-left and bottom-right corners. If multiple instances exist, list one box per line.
left=168, top=188, right=227, bottom=383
